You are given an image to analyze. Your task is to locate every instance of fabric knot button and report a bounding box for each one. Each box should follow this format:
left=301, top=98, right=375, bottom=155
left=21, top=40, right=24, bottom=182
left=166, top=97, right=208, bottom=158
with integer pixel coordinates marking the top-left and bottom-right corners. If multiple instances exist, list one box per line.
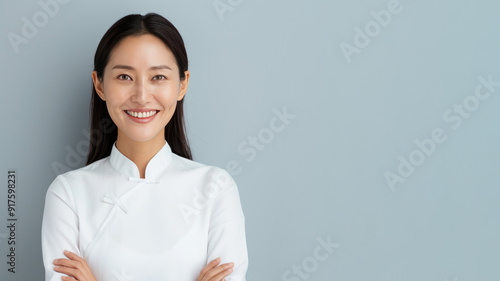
left=102, top=193, right=129, bottom=214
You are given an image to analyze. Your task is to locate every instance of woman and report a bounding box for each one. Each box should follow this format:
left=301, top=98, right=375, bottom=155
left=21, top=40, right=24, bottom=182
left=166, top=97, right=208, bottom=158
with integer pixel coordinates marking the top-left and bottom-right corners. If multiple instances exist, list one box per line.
left=41, top=13, right=248, bottom=281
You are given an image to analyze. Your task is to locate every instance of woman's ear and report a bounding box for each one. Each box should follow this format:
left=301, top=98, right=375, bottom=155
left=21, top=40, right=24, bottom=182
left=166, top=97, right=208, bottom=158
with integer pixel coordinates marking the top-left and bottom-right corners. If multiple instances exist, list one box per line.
left=178, top=70, right=190, bottom=101
left=92, top=71, right=106, bottom=101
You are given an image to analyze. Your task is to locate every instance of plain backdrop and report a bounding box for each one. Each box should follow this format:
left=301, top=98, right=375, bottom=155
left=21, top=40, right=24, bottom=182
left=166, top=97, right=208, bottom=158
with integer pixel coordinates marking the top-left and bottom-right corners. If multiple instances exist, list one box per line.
left=1, top=0, right=499, bottom=280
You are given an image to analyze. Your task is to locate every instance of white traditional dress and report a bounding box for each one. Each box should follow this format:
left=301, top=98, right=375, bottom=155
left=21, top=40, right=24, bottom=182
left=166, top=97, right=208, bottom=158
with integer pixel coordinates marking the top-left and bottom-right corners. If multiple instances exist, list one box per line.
left=41, top=140, right=248, bottom=281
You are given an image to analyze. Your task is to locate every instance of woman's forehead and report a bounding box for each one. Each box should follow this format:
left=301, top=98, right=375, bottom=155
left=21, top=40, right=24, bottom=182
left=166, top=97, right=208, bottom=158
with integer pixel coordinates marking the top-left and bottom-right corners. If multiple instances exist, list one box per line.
left=107, top=34, right=177, bottom=70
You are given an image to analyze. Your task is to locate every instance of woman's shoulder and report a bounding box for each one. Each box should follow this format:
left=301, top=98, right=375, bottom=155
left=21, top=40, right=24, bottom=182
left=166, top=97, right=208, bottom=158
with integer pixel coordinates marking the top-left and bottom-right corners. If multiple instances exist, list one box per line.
left=64, top=155, right=110, bottom=176
left=47, top=156, right=110, bottom=193
left=170, top=154, right=237, bottom=188
left=171, top=153, right=209, bottom=170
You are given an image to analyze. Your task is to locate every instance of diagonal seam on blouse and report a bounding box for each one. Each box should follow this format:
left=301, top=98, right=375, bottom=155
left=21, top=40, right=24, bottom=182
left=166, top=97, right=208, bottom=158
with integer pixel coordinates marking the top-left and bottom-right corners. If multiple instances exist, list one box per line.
left=82, top=178, right=158, bottom=260
left=100, top=177, right=160, bottom=214
left=102, top=193, right=129, bottom=213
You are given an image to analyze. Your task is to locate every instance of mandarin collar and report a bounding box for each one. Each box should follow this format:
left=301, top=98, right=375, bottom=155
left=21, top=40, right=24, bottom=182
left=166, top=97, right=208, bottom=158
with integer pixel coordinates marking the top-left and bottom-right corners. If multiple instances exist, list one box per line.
left=109, top=140, right=172, bottom=182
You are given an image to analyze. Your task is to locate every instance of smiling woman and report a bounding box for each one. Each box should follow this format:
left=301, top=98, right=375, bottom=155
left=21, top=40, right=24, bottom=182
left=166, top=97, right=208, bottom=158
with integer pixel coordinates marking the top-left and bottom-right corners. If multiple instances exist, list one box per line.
left=41, top=13, right=248, bottom=281
left=92, top=33, right=187, bottom=165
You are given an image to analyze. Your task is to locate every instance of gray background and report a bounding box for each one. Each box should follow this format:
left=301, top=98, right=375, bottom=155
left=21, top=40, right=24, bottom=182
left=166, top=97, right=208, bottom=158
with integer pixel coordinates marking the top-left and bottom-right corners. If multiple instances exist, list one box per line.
left=1, top=0, right=499, bottom=280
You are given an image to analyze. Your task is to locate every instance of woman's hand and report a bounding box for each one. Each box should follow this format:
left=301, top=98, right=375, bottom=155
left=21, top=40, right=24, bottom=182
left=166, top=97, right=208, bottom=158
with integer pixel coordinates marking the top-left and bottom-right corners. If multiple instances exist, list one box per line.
left=197, top=257, right=234, bottom=281
left=53, top=250, right=97, bottom=281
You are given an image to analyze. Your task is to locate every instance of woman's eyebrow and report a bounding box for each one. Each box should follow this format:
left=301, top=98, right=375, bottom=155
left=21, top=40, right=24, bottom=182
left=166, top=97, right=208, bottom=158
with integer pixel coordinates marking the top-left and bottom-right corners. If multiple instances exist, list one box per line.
left=150, top=65, right=172, bottom=71
left=111, top=65, right=172, bottom=70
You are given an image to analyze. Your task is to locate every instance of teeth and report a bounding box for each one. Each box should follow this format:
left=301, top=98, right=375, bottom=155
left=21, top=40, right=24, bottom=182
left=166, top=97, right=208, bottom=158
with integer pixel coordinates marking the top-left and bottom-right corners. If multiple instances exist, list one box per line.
left=126, top=110, right=157, bottom=118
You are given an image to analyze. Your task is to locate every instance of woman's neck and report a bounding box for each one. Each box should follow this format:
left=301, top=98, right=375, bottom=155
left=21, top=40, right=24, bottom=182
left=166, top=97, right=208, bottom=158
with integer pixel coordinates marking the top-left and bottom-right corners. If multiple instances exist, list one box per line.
left=115, top=131, right=166, bottom=179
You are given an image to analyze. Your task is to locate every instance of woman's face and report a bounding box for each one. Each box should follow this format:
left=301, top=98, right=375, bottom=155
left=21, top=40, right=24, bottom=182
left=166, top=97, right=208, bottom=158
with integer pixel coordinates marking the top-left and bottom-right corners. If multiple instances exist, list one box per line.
left=92, top=34, right=189, bottom=143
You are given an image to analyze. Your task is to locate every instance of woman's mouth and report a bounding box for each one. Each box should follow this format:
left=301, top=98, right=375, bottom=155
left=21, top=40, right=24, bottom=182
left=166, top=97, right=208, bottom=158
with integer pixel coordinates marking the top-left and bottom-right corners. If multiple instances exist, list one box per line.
left=125, top=110, right=158, bottom=118
left=124, top=110, right=159, bottom=123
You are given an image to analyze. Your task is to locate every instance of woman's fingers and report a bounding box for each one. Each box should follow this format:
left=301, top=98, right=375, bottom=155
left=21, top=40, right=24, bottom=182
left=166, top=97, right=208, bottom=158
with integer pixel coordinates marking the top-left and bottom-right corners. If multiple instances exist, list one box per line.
left=206, top=264, right=233, bottom=281
left=54, top=265, right=83, bottom=279
left=63, top=251, right=93, bottom=276
left=198, top=257, right=221, bottom=280
left=200, top=260, right=234, bottom=281
left=53, top=250, right=97, bottom=281
left=53, top=258, right=77, bottom=269
left=197, top=257, right=235, bottom=281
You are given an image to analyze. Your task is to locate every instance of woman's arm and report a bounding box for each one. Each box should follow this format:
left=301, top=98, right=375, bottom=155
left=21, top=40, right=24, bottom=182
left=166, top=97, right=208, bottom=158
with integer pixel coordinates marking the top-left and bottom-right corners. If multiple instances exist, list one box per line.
left=206, top=169, right=249, bottom=281
left=41, top=175, right=83, bottom=281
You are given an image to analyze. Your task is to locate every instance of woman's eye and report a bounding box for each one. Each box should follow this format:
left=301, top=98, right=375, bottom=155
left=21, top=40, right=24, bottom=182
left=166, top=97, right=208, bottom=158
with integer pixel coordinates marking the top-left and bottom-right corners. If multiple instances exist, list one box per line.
left=117, top=74, right=131, bottom=80
left=153, top=75, right=166, bottom=81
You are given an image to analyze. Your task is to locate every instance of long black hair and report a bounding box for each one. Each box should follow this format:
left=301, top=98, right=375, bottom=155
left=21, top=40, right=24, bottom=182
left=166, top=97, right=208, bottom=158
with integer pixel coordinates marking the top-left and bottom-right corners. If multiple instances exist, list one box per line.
left=86, top=13, right=192, bottom=165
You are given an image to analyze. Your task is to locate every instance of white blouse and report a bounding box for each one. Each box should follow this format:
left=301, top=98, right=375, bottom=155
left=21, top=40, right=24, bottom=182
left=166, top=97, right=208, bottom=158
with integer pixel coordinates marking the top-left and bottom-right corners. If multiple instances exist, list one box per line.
left=41, top=140, right=248, bottom=281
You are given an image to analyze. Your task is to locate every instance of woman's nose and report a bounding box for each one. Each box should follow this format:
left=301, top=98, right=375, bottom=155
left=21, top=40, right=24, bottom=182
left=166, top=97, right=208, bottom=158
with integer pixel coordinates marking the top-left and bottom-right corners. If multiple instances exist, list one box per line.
left=131, top=79, right=149, bottom=102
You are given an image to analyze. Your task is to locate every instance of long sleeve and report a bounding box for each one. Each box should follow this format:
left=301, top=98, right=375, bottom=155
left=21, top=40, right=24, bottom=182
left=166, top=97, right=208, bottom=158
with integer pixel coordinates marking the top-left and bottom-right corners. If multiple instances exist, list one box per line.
left=41, top=175, right=81, bottom=281
left=206, top=169, right=249, bottom=281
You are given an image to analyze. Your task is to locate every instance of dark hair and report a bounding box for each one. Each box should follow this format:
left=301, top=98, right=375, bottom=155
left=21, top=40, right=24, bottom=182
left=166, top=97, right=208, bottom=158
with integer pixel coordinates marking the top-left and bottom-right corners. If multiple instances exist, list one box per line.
left=86, top=13, right=192, bottom=165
